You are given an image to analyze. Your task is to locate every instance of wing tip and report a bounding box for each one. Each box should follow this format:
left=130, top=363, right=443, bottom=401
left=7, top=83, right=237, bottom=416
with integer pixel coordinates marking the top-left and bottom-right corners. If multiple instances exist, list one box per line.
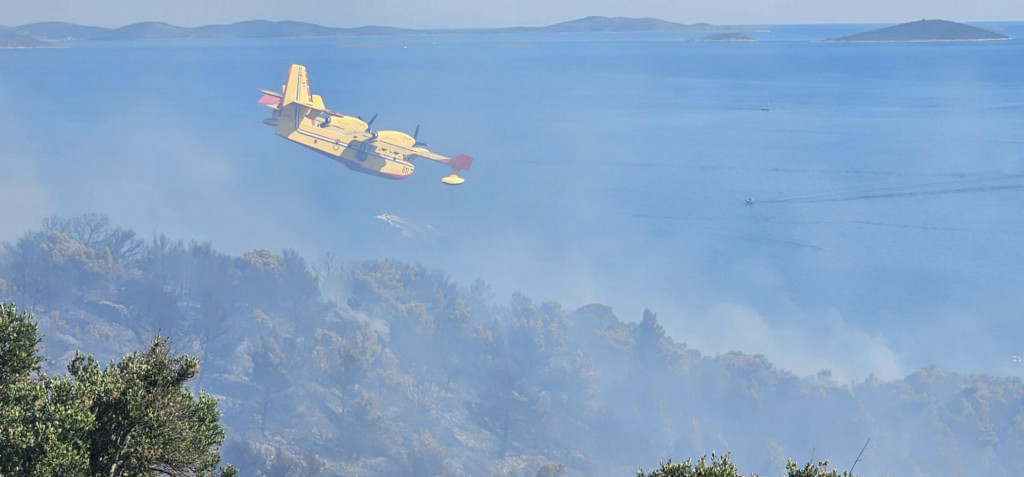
left=441, top=174, right=466, bottom=186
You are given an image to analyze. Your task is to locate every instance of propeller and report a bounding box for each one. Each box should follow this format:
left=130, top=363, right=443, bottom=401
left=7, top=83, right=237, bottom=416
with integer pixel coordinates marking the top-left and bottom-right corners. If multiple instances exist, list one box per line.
left=357, top=113, right=378, bottom=132
left=413, top=124, right=427, bottom=148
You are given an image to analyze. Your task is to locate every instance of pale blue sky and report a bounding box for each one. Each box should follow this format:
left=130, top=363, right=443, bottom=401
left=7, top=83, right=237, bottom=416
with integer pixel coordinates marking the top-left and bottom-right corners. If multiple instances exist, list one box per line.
left=3, top=0, right=1023, bottom=28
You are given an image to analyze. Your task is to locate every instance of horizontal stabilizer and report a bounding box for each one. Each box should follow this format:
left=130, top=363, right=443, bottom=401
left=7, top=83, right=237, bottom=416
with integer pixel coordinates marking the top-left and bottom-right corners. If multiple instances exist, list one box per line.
left=258, top=91, right=282, bottom=108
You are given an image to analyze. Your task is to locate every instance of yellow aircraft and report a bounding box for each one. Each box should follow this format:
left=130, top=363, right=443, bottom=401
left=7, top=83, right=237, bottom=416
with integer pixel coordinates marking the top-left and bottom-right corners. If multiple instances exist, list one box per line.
left=258, top=64, right=473, bottom=185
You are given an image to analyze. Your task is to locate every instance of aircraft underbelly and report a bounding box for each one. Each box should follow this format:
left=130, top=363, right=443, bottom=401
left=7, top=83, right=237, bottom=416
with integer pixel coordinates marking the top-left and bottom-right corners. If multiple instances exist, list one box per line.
left=314, top=146, right=413, bottom=180
left=280, top=118, right=413, bottom=180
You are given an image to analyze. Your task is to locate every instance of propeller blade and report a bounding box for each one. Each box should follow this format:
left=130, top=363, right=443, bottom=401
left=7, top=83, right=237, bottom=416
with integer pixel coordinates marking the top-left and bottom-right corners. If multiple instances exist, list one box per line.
left=413, top=124, right=427, bottom=148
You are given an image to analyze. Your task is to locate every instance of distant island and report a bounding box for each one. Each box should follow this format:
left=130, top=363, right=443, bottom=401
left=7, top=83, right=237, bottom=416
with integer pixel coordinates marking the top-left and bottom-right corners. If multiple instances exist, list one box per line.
left=0, top=16, right=767, bottom=46
left=0, top=20, right=415, bottom=43
left=523, top=16, right=765, bottom=34
left=685, top=33, right=757, bottom=42
left=826, top=19, right=1011, bottom=42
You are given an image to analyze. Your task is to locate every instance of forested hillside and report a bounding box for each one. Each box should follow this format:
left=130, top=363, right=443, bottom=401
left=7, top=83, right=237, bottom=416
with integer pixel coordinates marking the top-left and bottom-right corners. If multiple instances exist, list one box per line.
left=1, top=214, right=1022, bottom=476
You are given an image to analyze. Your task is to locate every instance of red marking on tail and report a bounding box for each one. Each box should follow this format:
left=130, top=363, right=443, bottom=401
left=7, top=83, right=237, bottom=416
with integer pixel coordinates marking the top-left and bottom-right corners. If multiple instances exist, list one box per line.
left=448, top=154, right=473, bottom=171
left=258, top=94, right=281, bottom=107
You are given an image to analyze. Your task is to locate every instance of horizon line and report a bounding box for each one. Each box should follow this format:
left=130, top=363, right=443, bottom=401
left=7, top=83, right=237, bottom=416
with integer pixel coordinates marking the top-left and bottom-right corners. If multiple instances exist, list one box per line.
left=4, top=16, right=1024, bottom=31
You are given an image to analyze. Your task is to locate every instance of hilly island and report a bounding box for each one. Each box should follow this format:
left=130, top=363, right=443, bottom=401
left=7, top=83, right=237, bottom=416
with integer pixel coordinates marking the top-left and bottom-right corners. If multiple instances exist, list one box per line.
left=0, top=16, right=763, bottom=46
left=827, top=19, right=1011, bottom=42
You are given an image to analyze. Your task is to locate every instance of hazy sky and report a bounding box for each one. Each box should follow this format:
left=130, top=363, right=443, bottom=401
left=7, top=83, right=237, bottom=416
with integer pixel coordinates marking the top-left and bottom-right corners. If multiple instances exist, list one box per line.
left=3, top=0, right=1023, bottom=28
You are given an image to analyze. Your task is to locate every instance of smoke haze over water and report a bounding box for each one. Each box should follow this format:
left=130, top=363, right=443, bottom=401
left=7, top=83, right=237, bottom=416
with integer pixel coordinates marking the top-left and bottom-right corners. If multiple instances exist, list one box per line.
left=2, top=25, right=1024, bottom=383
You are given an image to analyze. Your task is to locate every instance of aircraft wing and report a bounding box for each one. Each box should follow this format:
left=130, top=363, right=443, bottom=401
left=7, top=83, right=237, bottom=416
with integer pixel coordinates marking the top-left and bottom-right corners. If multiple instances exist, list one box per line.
left=413, top=150, right=474, bottom=172
left=336, top=130, right=375, bottom=143
left=380, top=141, right=473, bottom=185
left=377, top=141, right=473, bottom=171
left=408, top=148, right=447, bottom=162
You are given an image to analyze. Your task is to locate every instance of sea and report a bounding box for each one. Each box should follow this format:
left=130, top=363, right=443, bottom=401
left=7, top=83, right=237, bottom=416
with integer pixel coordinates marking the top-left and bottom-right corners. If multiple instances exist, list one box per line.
left=2, top=23, right=1023, bottom=381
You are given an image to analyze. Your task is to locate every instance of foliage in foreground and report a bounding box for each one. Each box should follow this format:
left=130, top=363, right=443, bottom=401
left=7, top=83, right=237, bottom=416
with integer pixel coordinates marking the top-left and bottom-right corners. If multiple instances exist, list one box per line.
left=638, top=454, right=858, bottom=477
left=0, top=302, right=235, bottom=477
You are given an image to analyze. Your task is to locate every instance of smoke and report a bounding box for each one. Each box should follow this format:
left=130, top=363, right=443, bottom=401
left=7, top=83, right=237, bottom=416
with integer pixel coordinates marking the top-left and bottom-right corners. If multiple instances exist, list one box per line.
left=3, top=29, right=1022, bottom=388
left=689, top=303, right=905, bottom=382
left=0, top=76, right=52, bottom=242
left=0, top=152, right=51, bottom=244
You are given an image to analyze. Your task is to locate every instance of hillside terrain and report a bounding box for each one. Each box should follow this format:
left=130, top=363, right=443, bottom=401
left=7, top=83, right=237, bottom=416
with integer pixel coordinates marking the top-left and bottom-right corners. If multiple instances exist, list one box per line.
left=5, top=21, right=109, bottom=40
left=1, top=214, right=1023, bottom=476
left=0, top=29, right=51, bottom=47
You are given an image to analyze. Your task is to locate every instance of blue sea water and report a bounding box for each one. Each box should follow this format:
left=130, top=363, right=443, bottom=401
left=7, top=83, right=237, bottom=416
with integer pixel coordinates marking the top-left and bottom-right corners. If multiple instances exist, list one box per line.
left=2, top=24, right=1023, bottom=379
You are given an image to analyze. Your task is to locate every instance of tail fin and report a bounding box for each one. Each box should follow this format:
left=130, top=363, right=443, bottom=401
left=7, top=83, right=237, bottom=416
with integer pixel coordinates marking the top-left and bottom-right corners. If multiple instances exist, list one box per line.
left=273, top=64, right=325, bottom=137
left=281, top=64, right=325, bottom=111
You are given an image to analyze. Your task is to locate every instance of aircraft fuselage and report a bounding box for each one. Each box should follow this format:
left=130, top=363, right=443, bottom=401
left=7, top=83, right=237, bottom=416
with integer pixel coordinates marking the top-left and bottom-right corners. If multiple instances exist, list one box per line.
left=258, top=64, right=472, bottom=185
left=270, top=103, right=415, bottom=180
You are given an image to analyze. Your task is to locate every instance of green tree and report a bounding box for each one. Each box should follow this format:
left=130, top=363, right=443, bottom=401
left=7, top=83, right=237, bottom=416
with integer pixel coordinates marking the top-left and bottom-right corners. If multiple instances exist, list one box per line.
left=0, top=302, right=235, bottom=477
left=784, top=459, right=858, bottom=477
left=0, top=302, right=41, bottom=385
left=7, top=215, right=140, bottom=307
left=637, top=455, right=860, bottom=477
left=638, top=454, right=743, bottom=477
left=40, top=214, right=145, bottom=267
left=71, top=335, right=228, bottom=477
left=0, top=302, right=92, bottom=476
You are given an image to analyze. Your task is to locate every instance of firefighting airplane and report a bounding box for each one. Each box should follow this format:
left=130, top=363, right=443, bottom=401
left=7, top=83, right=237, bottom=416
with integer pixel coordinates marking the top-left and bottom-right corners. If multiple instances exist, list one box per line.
left=258, top=64, right=473, bottom=185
